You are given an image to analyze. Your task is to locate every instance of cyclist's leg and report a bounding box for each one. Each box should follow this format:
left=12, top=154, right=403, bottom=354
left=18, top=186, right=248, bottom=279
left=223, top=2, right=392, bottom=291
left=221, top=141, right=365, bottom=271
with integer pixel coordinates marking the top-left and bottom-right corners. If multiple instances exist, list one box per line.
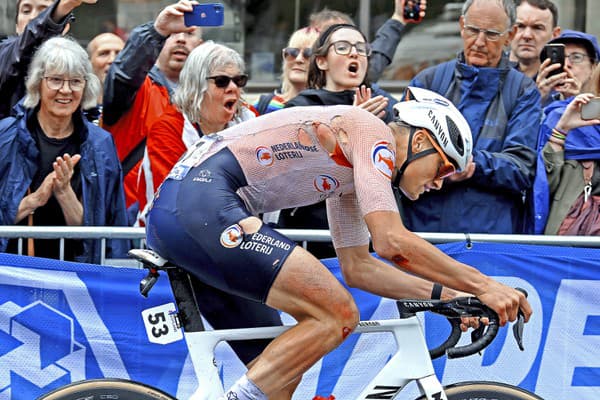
left=241, top=240, right=359, bottom=397
left=193, top=280, right=301, bottom=400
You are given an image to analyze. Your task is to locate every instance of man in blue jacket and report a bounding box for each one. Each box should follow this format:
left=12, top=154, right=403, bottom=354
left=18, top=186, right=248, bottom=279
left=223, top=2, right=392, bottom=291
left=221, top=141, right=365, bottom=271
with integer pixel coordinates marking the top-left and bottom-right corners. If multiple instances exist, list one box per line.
left=401, top=0, right=541, bottom=234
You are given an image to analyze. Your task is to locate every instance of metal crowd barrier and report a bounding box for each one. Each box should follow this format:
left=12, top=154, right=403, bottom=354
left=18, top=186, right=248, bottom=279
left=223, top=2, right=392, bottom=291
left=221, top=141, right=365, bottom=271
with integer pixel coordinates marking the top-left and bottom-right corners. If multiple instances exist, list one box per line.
left=2, top=226, right=600, bottom=266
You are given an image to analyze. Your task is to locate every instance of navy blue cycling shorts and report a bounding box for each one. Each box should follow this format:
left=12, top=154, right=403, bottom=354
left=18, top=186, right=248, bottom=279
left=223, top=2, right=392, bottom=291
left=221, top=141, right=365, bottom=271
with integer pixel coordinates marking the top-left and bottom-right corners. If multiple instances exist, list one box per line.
left=146, top=147, right=297, bottom=303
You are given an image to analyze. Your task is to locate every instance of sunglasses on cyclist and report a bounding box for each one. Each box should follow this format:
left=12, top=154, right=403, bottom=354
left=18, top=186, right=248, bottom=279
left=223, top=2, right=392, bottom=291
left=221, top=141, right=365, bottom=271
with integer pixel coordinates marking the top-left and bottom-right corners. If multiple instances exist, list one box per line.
left=283, top=47, right=313, bottom=60
left=327, top=40, right=372, bottom=57
left=207, top=75, right=248, bottom=88
left=421, top=129, right=457, bottom=180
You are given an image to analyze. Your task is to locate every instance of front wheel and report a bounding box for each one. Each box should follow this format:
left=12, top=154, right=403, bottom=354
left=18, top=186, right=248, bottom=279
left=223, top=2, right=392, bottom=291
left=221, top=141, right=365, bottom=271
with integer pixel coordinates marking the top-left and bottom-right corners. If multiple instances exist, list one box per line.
left=415, top=381, right=544, bottom=400
left=36, top=378, right=177, bottom=400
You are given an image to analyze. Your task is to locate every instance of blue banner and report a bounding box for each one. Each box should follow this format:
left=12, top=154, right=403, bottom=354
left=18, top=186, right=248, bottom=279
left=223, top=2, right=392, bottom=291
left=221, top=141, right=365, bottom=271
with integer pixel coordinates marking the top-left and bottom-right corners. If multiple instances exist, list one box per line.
left=0, top=241, right=599, bottom=399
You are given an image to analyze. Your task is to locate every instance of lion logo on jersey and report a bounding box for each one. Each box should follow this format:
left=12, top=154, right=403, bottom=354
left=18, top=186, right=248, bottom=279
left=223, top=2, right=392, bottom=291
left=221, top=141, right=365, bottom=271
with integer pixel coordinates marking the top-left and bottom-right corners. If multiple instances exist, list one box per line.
left=256, top=146, right=274, bottom=166
left=313, top=174, right=339, bottom=194
left=220, top=224, right=243, bottom=248
left=371, top=141, right=395, bottom=180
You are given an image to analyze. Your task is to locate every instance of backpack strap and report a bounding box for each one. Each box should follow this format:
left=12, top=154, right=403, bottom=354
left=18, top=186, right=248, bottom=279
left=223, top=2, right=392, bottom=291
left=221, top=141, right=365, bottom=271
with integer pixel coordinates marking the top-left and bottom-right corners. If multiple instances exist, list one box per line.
left=430, top=60, right=456, bottom=94
left=256, top=92, right=276, bottom=115
left=582, top=160, right=594, bottom=202
left=500, top=68, right=527, bottom=117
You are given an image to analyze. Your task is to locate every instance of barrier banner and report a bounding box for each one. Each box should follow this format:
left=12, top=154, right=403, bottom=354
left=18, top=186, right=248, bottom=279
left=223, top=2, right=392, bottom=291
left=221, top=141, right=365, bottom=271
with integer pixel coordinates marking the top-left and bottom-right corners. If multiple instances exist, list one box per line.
left=1, top=241, right=599, bottom=399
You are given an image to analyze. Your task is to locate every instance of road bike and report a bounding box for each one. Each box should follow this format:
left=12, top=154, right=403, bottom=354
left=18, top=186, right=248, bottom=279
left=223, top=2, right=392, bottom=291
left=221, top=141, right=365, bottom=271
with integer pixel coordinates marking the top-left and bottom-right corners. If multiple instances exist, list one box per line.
left=38, top=248, right=543, bottom=400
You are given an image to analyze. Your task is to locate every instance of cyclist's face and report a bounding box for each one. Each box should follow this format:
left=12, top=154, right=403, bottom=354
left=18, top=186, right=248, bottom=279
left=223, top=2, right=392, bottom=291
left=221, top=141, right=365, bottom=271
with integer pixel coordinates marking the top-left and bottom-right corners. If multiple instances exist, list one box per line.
left=393, top=128, right=445, bottom=200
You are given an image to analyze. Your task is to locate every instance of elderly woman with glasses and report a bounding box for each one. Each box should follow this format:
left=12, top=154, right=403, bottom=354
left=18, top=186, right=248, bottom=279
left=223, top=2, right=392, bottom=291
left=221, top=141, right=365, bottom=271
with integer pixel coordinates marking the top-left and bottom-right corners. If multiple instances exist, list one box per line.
left=0, top=36, right=128, bottom=263
left=135, top=41, right=256, bottom=225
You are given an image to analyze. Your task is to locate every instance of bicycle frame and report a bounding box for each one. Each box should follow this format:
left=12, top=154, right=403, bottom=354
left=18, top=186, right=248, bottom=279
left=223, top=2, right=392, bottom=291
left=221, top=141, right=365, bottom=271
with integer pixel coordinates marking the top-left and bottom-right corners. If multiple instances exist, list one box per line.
left=184, top=316, right=447, bottom=400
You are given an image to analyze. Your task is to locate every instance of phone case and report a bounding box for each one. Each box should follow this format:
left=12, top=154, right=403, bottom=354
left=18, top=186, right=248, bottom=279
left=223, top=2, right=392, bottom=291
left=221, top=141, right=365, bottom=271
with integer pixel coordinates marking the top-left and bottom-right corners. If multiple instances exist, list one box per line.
left=402, top=0, right=422, bottom=23
left=184, top=3, right=224, bottom=27
left=542, top=44, right=565, bottom=77
left=581, top=98, right=600, bottom=120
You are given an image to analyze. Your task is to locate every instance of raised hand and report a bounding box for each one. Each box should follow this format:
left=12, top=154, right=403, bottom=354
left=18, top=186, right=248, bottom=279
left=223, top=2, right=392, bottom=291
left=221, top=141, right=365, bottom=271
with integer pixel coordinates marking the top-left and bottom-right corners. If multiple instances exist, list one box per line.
left=393, top=0, right=427, bottom=24
left=536, top=58, right=569, bottom=100
left=354, top=86, right=388, bottom=119
left=555, top=93, right=600, bottom=132
left=154, top=0, right=199, bottom=37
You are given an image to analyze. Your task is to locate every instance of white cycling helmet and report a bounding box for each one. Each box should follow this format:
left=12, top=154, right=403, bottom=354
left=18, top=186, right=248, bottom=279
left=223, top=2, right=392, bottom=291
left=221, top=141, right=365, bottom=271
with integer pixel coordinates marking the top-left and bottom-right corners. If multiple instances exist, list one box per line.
left=392, top=86, right=473, bottom=174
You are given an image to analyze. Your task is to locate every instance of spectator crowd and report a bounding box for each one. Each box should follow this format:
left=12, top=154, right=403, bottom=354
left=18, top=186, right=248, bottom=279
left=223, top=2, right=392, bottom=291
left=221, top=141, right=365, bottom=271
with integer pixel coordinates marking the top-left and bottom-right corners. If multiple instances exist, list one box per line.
left=1, top=0, right=599, bottom=264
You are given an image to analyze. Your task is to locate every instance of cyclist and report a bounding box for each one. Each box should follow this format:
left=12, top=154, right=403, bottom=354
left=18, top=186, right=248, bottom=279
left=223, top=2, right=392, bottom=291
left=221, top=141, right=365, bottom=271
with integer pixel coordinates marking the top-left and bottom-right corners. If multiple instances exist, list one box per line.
left=145, top=86, right=532, bottom=400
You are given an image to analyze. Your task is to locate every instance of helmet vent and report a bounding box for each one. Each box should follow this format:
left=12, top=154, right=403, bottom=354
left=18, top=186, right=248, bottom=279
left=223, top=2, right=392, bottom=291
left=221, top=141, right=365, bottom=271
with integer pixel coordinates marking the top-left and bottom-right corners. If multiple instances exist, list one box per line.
left=446, top=116, right=464, bottom=156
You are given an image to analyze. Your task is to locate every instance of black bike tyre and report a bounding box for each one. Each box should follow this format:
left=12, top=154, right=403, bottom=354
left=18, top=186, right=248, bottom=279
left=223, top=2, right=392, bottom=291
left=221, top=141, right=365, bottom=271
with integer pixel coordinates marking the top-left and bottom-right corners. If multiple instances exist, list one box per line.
left=36, top=378, right=177, bottom=400
left=414, top=381, right=544, bottom=400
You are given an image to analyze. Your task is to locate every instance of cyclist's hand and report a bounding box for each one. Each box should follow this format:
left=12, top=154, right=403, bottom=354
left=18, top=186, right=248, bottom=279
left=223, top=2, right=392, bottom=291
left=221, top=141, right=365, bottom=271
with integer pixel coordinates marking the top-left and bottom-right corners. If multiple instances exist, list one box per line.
left=459, top=315, right=488, bottom=332
left=476, top=281, right=532, bottom=326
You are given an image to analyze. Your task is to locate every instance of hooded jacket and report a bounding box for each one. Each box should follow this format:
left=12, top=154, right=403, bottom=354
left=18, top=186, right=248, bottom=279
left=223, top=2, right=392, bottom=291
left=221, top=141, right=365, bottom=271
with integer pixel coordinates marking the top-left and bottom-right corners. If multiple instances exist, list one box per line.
left=533, top=98, right=600, bottom=234
left=403, top=52, right=541, bottom=234
left=0, top=103, right=129, bottom=263
left=0, top=0, right=71, bottom=119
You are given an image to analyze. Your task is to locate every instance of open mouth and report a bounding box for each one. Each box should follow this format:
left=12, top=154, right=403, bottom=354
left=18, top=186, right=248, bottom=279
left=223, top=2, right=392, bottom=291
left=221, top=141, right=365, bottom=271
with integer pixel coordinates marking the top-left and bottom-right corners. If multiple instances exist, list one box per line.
left=224, top=100, right=237, bottom=111
left=348, top=62, right=359, bottom=73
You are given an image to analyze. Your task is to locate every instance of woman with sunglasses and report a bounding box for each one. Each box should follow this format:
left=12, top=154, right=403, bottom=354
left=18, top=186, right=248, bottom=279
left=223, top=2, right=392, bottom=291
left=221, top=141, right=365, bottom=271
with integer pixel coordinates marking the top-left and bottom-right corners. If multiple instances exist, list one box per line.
left=145, top=87, right=531, bottom=400
left=0, top=36, right=128, bottom=263
left=278, top=23, right=398, bottom=258
left=135, top=41, right=256, bottom=225
left=254, top=27, right=319, bottom=115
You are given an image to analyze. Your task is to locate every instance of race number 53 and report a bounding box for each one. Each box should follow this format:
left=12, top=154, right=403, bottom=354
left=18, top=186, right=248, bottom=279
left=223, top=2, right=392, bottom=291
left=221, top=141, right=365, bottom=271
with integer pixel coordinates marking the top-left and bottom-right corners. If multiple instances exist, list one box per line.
left=141, top=303, right=183, bottom=344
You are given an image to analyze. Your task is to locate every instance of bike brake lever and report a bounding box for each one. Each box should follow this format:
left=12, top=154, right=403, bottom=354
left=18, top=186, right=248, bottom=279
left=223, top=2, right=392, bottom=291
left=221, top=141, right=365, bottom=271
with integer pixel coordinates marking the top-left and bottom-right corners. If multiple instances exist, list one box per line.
left=512, top=288, right=528, bottom=351
left=513, top=310, right=525, bottom=351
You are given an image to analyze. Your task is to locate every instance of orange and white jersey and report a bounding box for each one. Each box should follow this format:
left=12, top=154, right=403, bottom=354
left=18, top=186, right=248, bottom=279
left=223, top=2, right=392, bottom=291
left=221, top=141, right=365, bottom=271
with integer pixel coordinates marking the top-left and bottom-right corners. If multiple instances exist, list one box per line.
left=167, top=105, right=399, bottom=248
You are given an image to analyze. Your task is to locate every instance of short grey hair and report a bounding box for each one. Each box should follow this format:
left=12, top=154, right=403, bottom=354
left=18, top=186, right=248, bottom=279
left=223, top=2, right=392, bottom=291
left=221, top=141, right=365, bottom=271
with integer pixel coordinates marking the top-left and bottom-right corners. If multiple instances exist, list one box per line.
left=462, top=0, right=516, bottom=28
left=24, top=36, right=101, bottom=110
left=173, top=41, right=245, bottom=124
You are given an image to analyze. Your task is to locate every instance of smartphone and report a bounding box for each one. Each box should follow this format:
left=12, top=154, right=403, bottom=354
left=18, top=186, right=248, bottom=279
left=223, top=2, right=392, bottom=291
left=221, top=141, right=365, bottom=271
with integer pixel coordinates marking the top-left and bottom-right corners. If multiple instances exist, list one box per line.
left=402, top=0, right=422, bottom=23
left=581, top=97, right=600, bottom=120
left=184, top=3, right=224, bottom=27
left=542, top=43, right=565, bottom=77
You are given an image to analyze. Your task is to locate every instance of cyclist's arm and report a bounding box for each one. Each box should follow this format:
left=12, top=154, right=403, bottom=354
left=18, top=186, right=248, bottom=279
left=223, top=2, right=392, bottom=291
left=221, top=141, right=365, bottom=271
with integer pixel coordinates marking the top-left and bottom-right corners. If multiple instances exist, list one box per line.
left=336, top=244, right=462, bottom=301
left=363, top=210, right=531, bottom=326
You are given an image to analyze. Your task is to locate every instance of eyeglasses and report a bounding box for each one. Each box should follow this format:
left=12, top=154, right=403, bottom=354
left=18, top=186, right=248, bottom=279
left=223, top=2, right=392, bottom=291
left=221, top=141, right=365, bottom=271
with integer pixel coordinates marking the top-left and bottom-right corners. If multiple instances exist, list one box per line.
left=565, top=52, right=590, bottom=64
left=421, top=130, right=457, bottom=180
left=43, top=76, right=86, bottom=91
left=463, top=22, right=510, bottom=42
left=327, top=40, right=372, bottom=57
left=283, top=47, right=313, bottom=60
left=207, top=75, right=248, bottom=88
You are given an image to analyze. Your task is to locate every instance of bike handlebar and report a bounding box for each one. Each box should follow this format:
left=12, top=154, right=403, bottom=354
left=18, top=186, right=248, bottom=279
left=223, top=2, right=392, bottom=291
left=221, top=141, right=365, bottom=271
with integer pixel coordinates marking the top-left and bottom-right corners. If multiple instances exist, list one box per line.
left=396, top=288, right=527, bottom=360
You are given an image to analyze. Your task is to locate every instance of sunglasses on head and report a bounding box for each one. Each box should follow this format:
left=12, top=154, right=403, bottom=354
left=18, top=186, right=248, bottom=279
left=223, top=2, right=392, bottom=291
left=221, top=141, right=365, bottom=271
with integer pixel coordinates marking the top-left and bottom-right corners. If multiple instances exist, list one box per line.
left=282, top=47, right=313, bottom=60
left=421, top=129, right=457, bottom=180
left=207, top=74, right=248, bottom=88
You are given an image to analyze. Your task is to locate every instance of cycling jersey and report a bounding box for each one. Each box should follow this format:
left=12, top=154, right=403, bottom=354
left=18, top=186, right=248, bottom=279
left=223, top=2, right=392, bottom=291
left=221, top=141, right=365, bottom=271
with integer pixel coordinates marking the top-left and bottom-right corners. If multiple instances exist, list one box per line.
left=145, top=105, right=398, bottom=360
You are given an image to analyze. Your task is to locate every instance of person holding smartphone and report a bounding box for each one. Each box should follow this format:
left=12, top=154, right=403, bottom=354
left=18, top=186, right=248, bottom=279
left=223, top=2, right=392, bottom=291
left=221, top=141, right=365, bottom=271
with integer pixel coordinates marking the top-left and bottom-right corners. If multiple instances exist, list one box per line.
left=101, top=0, right=204, bottom=221
left=537, top=30, right=600, bottom=106
left=533, top=65, right=600, bottom=234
